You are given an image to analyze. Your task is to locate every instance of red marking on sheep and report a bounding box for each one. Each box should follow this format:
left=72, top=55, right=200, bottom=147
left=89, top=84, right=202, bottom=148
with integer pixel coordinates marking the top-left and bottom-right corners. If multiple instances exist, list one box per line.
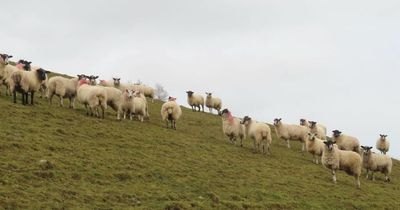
left=227, top=112, right=234, bottom=124
left=16, top=63, right=25, bottom=70
left=78, top=79, right=89, bottom=86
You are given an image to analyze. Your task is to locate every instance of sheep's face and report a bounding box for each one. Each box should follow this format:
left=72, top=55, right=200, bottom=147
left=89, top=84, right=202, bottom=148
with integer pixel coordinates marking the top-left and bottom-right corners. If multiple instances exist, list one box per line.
left=125, top=89, right=135, bottom=98
left=186, top=91, right=194, bottom=97
left=113, top=78, right=121, bottom=86
left=168, top=96, right=177, bottom=101
left=307, top=133, right=316, bottom=141
left=332, top=130, right=342, bottom=138
left=219, top=108, right=229, bottom=117
left=17, top=60, right=32, bottom=71
left=309, top=121, right=317, bottom=129
left=206, top=92, right=212, bottom=98
left=240, top=116, right=251, bottom=125
left=273, top=118, right=282, bottom=126
left=323, top=141, right=336, bottom=151
left=36, top=68, right=49, bottom=81
left=0, top=54, right=12, bottom=65
left=77, top=74, right=87, bottom=80
left=379, top=134, right=387, bottom=140
left=299, top=119, right=306, bottom=126
left=88, top=75, right=98, bottom=85
left=361, top=146, right=373, bottom=158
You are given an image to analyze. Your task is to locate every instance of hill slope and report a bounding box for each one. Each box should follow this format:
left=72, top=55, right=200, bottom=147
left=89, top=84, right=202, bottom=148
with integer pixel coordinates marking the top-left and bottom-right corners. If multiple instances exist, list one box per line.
left=0, top=88, right=399, bottom=209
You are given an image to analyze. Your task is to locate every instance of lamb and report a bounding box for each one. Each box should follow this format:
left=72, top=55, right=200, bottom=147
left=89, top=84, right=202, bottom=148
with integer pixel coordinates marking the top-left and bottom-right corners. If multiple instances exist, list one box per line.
left=376, top=134, right=390, bottom=155
left=9, top=66, right=50, bottom=105
left=309, top=121, right=327, bottom=140
left=186, top=90, right=204, bottom=112
left=118, top=89, right=135, bottom=120
left=273, top=118, right=309, bottom=151
left=361, top=146, right=392, bottom=182
left=47, top=75, right=86, bottom=108
left=322, top=141, right=362, bottom=188
left=76, top=79, right=107, bottom=118
left=219, top=109, right=246, bottom=146
left=131, top=90, right=148, bottom=122
left=161, top=98, right=182, bottom=129
left=306, top=133, right=325, bottom=164
left=332, top=130, right=361, bottom=153
left=205, top=92, right=222, bottom=114
left=241, top=116, right=272, bottom=155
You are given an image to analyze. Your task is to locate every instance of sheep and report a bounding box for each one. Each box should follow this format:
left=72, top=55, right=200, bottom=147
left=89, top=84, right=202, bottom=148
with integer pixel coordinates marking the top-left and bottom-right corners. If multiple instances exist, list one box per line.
left=0, top=54, right=13, bottom=95
left=186, top=90, right=204, bottom=112
left=219, top=109, right=246, bottom=146
left=9, top=66, right=49, bottom=105
left=76, top=79, right=107, bottom=118
left=2, top=60, right=32, bottom=96
left=361, top=146, right=392, bottom=182
left=309, top=121, right=327, bottom=140
left=241, top=116, right=272, bottom=155
left=47, top=74, right=86, bottom=108
left=332, top=130, right=361, bottom=153
left=142, top=85, right=155, bottom=102
left=131, top=90, right=148, bottom=122
left=376, top=134, right=390, bottom=155
left=104, top=86, right=123, bottom=117
left=87, top=75, right=99, bottom=86
left=273, top=118, right=309, bottom=151
left=118, top=89, right=135, bottom=120
left=161, top=98, right=182, bottom=129
left=322, top=141, right=362, bottom=188
left=306, top=133, right=325, bottom=164
left=300, top=119, right=327, bottom=135
left=205, top=92, right=222, bottom=114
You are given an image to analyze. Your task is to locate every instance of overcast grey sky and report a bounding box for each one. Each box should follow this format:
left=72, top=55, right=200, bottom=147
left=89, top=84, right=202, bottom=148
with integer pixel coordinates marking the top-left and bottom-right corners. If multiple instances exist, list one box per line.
left=1, top=0, right=399, bottom=159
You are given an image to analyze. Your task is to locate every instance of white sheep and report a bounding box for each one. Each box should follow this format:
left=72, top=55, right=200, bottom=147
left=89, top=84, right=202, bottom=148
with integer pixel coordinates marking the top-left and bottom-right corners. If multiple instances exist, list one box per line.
left=118, top=89, right=135, bottom=120
left=322, top=141, right=362, bottom=188
left=9, top=65, right=49, bottom=105
left=76, top=79, right=108, bottom=118
left=205, top=92, right=222, bottom=114
left=0, top=53, right=13, bottom=95
left=2, top=60, right=32, bottom=96
left=361, top=146, right=392, bottom=182
left=47, top=75, right=86, bottom=108
left=309, top=121, right=327, bottom=140
left=161, top=99, right=182, bottom=129
left=131, top=91, right=148, bottom=122
left=104, top=86, right=123, bottom=117
left=332, top=130, right=361, bottom=153
left=306, top=133, right=325, bottom=164
left=300, top=119, right=327, bottom=135
left=376, top=134, right=390, bottom=155
left=273, top=118, right=309, bottom=151
left=219, top=109, right=246, bottom=146
left=241, top=116, right=272, bottom=155
left=186, top=90, right=204, bottom=112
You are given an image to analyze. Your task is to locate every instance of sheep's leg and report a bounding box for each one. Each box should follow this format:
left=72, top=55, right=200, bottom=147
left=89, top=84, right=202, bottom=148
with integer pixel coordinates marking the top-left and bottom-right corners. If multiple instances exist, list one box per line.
left=286, top=139, right=291, bottom=149
left=253, top=139, right=257, bottom=153
left=173, top=120, right=176, bottom=130
left=101, top=107, right=105, bottom=119
left=371, top=172, right=375, bottom=181
left=129, top=113, right=133, bottom=121
left=202, top=105, right=204, bottom=112
left=240, top=137, right=243, bottom=147
left=355, top=175, right=361, bottom=189
left=301, top=142, right=305, bottom=152
left=59, top=96, right=64, bottom=107
left=332, top=169, right=337, bottom=183
left=71, top=98, right=76, bottom=109
left=84, top=104, right=89, bottom=115
left=365, top=169, right=370, bottom=179
left=13, top=90, right=17, bottom=104
left=30, top=91, right=34, bottom=105
left=385, top=173, right=390, bottom=182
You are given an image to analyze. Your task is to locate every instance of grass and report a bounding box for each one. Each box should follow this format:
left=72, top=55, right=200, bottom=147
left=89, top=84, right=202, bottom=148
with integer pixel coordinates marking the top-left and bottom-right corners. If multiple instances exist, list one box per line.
left=0, top=75, right=399, bottom=209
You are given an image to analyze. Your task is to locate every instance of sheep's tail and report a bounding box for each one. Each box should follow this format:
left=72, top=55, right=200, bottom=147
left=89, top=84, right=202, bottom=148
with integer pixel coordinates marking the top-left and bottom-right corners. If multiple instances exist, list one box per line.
left=97, top=93, right=107, bottom=109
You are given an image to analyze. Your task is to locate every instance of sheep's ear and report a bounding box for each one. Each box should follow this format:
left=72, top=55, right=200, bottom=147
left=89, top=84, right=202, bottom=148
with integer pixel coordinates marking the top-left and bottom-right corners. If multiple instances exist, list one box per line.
left=9, top=55, right=13, bottom=58
left=368, top=146, right=373, bottom=150
left=95, top=76, right=99, bottom=79
left=308, top=133, right=311, bottom=136
left=45, top=70, right=51, bottom=74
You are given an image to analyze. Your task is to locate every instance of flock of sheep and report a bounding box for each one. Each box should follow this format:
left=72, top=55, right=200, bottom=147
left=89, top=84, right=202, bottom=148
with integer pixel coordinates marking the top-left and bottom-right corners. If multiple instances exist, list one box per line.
left=0, top=53, right=394, bottom=189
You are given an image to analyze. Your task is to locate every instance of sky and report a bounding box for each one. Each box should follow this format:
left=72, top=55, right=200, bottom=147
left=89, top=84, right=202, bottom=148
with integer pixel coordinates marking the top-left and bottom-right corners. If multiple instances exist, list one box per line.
left=1, top=0, right=399, bottom=159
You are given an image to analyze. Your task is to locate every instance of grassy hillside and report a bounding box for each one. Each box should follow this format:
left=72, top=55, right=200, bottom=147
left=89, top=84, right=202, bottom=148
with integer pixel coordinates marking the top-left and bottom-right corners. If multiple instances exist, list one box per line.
left=0, top=83, right=399, bottom=209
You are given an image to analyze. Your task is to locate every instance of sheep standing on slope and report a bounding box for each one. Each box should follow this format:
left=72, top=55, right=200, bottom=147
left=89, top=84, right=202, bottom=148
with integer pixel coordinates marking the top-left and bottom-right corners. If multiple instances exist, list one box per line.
left=131, top=90, right=148, bottom=122
left=332, top=130, right=361, bottom=153
left=219, top=109, right=246, bottom=146
left=104, top=87, right=123, bottom=118
left=76, top=79, right=107, bottom=118
left=306, top=133, right=325, bottom=164
left=0, top=54, right=13, bottom=95
left=274, top=118, right=309, bottom=151
left=361, top=146, right=392, bottom=182
left=241, top=116, right=272, bottom=155
left=47, top=74, right=86, bottom=108
left=309, top=121, right=327, bottom=140
left=186, top=91, right=204, bottom=112
left=118, top=89, right=135, bottom=120
left=376, top=134, right=390, bottom=154
left=3, top=60, right=32, bottom=96
left=205, top=92, right=222, bottom=114
left=300, top=119, right=327, bottom=135
left=322, top=141, right=362, bottom=188
left=161, top=98, right=182, bottom=129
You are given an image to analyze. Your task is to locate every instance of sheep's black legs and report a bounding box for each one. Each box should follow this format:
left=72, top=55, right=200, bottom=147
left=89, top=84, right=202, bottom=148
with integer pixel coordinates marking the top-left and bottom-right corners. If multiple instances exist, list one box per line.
left=31, top=91, right=34, bottom=105
left=13, top=90, right=17, bottom=103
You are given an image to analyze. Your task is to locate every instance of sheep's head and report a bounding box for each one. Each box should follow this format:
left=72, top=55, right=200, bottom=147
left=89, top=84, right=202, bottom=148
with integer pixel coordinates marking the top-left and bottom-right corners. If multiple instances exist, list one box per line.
left=240, top=116, right=252, bottom=125
left=309, top=121, right=317, bottom=129
left=77, top=74, right=87, bottom=80
left=36, top=68, right=50, bottom=81
left=168, top=96, right=177, bottom=101
left=205, top=92, right=212, bottom=98
left=0, top=54, right=12, bottom=65
left=307, top=133, right=316, bottom=141
left=113, top=78, right=121, bottom=86
left=332, top=130, right=342, bottom=138
left=273, top=118, right=282, bottom=126
left=186, top=91, right=194, bottom=97
left=379, top=134, right=388, bottom=140
left=300, top=119, right=307, bottom=126
left=219, top=108, right=229, bottom=116
left=88, top=75, right=98, bottom=85
left=17, top=60, right=32, bottom=71
left=323, top=140, right=336, bottom=151
left=125, top=89, right=135, bottom=98
left=361, top=146, right=373, bottom=157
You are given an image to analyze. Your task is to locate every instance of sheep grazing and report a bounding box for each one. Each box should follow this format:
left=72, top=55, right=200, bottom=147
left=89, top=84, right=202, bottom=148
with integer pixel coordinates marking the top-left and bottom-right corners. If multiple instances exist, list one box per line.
left=309, top=121, right=327, bottom=140
left=9, top=66, right=50, bottom=105
left=361, top=146, right=392, bottom=182
left=273, top=118, right=309, bottom=151
left=205, top=92, right=222, bottom=114
left=186, top=90, right=204, bottom=112
left=161, top=98, right=182, bottom=129
left=47, top=74, right=86, bottom=108
left=219, top=109, right=246, bottom=146
left=76, top=79, right=107, bottom=118
left=376, top=134, right=390, bottom=155
left=332, top=130, right=361, bottom=153
left=131, top=90, right=148, bottom=122
left=322, top=141, right=362, bottom=188
left=306, top=133, right=325, bottom=164
left=241, top=116, right=272, bottom=155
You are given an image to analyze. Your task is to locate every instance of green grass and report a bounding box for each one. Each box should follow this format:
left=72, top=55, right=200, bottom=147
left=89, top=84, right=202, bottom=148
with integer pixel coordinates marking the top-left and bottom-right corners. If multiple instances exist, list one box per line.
left=0, top=78, right=399, bottom=209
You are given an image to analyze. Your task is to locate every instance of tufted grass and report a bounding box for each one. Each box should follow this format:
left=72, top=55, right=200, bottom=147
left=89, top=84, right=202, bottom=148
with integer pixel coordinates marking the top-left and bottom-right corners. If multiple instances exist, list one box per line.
left=0, top=75, right=399, bottom=209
